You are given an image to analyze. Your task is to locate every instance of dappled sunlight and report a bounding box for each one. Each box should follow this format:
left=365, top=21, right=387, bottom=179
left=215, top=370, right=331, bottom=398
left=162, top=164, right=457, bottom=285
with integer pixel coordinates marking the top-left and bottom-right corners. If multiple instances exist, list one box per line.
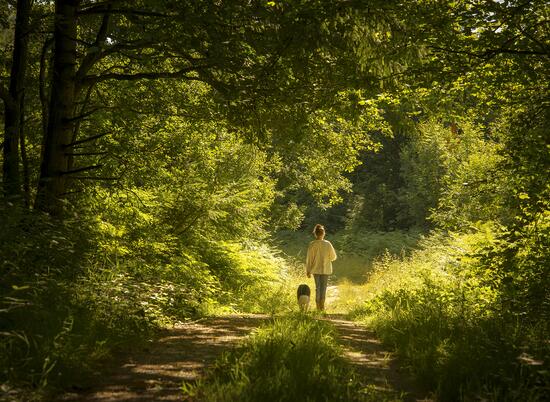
left=60, top=315, right=269, bottom=401
left=2, top=0, right=547, bottom=400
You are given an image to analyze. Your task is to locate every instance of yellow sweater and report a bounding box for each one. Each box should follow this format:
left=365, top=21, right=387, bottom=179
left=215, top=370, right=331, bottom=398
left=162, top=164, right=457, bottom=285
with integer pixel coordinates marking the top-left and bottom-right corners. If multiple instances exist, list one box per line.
left=306, top=239, right=337, bottom=275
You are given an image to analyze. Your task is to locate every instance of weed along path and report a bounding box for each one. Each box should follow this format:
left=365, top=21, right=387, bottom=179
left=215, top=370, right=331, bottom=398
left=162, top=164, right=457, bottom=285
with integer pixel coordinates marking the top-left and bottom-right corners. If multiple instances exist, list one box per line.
left=61, top=314, right=269, bottom=401
left=60, top=311, right=426, bottom=401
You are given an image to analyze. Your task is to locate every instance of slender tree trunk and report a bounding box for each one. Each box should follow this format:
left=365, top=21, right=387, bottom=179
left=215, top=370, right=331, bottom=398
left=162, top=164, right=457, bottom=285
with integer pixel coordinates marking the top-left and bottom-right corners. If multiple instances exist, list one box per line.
left=3, top=99, right=20, bottom=199
left=39, top=38, right=54, bottom=139
left=2, top=0, right=31, bottom=201
left=20, top=93, right=31, bottom=207
left=35, top=0, right=80, bottom=216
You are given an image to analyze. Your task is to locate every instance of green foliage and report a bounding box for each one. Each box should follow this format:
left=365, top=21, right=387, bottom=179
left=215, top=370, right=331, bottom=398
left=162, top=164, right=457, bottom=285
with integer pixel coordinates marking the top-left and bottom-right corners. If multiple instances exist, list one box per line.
left=270, top=89, right=390, bottom=226
left=277, top=229, right=421, bottom=284
left=182, top=314, right=391, bottom=402
left=196, top=240, right=290, bottom=315
left=0, top=205, right=152, bottom=394
left=0, top=192, right=292, bottom=396
left=400, top=119, right=509, bottom=230
left=483, top=92, right=550, bottom=330
left=1, top=0, right=549, bottom=399
left=350, top=227, right=549, bottom=401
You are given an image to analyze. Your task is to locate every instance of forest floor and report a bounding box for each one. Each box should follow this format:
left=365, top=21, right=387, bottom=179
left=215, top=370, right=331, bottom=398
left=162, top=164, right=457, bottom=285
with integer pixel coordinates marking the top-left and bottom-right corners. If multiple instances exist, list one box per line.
left=60, top=306, right=430, bottom=401
left=60, top=314, right=269, bottom=401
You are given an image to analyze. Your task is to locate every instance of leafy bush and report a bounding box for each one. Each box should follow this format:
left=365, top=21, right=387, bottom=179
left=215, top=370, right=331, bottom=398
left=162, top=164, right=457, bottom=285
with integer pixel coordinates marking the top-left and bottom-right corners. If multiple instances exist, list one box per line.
left=350, top=227, right=549, bottom=401
left=0, top=200, right=293, bottom=397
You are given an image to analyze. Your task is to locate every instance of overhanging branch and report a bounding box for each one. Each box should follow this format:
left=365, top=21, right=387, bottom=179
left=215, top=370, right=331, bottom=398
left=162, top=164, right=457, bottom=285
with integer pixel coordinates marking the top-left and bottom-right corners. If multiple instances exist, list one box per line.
left=64, top=151, right=108, bottom=156
left=61, top=165, right=103, bottom=175
left=66, top=107, right=102, bottom=122
left=83, top=66, right=210, bottom=84
left=78, top=6, right=173, bottom=18
left=76, top=9, right=112, bottom=83
left=71, top=176, right=120, bottom=180
left=65, top=132, right=109, bottom=147
left=429, top=45, right=549, bottom=59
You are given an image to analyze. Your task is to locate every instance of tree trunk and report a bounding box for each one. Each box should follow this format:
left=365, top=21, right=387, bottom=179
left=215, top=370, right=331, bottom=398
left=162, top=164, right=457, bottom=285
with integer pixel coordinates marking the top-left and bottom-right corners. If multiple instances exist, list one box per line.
left=2, top=0, right=31, bottom=201
left=20, top=92, right=31, bottom=207
left=35, top=0, right=80, bottom=216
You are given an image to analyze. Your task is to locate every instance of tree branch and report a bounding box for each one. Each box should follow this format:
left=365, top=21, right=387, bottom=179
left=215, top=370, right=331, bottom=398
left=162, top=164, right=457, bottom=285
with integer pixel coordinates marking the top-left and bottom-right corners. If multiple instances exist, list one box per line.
left=65, top=151, right=108, bottom=156
left=486, top=48, right=550, bottom=57
left=518, top=25, right=550, bottom=55
left=66, top=107, right=102, bottom=122
left=83, top=66, right=210, bottom=84
left=429, top=45, right=549, bottom=59
left=97, top=40, right=158, bottom=58
left=76, top=9, right=112, bottom=83
left=78, top=7, right=173, bottom=18
left=70, top=176, right=119, bottom=180
left=61, top=165, right=103, bottom=175
left=65, top=132, right=109, bottom=147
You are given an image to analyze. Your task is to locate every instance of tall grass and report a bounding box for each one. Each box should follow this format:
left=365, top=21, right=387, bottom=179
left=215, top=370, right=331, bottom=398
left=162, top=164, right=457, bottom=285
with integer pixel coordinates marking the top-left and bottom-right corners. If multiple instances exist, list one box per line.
left=274, top=229, right=422, bottom=314
left=349, top=227, right=550, bottom=401
left=182, top=314, right=399, bottom=402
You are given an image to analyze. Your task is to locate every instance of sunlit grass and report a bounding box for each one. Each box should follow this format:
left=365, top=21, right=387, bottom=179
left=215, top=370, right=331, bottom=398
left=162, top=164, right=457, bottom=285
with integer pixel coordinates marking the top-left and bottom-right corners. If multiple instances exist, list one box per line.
left=328, top=279, right=371, bottom=314
left=274, top=230, right=420, bottom=315
left=347, top=229, right=550, bottom=401
left=182, top=314, right=402, bottom=402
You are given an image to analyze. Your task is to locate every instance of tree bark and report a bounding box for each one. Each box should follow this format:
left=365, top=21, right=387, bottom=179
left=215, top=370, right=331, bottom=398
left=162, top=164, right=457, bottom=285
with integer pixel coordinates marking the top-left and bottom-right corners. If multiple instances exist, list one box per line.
left=35, top=0, right=81, bottom=216
left=2, top=0, right=32, bottom=201
left=20, top=93, right=31, bottom=207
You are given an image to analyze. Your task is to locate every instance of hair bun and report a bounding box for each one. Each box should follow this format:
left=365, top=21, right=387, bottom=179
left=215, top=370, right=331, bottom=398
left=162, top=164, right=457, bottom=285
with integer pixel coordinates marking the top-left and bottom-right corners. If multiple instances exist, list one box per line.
left=313, top=224, right=325, bottom=236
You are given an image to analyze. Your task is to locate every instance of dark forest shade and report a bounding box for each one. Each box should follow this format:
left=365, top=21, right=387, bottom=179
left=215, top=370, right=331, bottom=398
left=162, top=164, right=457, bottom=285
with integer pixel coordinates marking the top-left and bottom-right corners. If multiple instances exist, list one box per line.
left=2, top=0, right=31, bottom=201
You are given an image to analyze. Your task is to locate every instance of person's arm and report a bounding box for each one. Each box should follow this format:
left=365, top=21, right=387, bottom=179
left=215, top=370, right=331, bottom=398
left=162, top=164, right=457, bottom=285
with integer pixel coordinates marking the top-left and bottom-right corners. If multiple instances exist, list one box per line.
left=306, top=244, right=313, bottom=277
left=329, top=242, right=337, bottom=261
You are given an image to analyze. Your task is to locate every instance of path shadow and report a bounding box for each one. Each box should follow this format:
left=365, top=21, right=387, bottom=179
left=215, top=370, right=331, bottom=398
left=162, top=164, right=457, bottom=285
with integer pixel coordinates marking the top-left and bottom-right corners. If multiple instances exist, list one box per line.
left=60, top=314, right=269, bottom=402
left=324, top=314, right=433, bottom=402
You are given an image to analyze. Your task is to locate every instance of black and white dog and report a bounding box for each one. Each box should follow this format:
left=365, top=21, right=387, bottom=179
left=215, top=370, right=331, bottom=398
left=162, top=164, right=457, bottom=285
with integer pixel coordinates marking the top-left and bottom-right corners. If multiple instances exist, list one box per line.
left=297, top=284, right=311, bottom=312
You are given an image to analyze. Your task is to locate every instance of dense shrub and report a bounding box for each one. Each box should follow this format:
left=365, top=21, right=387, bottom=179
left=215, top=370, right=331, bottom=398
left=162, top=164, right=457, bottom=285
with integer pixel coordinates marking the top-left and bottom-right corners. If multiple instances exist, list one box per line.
left=350, top=227, right=550, bottom=401
left=0, top=201, right=290, bottom=397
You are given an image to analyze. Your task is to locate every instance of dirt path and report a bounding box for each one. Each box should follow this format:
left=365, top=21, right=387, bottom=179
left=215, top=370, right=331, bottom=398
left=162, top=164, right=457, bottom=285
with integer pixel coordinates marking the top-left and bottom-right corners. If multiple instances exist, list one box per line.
left=60, top=310, right=429, bottom=402
left=325, top=315, right=432, bottom=402
left=61, top=314, right=269, bottom=402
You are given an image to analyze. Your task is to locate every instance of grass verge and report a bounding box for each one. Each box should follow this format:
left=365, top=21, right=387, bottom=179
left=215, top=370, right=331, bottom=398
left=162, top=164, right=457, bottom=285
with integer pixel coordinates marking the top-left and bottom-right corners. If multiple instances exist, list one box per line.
left=182, top=314, right=402, bottom=402
left=349, top=228, right=549, bottom=401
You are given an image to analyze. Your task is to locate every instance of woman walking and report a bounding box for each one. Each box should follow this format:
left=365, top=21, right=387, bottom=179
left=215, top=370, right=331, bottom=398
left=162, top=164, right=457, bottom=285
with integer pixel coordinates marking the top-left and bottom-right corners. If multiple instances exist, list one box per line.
left=306, top=224, right=337, bottom=311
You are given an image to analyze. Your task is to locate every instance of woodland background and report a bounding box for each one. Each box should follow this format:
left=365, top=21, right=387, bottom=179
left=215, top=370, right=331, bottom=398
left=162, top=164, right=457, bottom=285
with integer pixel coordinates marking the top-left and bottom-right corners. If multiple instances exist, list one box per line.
left=1, top=0, right=549, bottom=400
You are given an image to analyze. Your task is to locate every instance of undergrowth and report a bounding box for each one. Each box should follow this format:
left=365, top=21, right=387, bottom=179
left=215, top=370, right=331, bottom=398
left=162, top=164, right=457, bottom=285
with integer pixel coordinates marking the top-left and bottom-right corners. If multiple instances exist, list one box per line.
left=0, top=204, right=291, bottom=400
left=350, top=225, right=550, bottom=401
left=182, top=314, right=399, bottom=402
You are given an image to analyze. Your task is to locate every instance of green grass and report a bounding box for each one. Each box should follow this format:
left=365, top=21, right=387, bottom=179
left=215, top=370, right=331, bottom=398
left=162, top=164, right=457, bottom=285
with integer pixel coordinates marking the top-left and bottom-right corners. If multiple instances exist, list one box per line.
left=274, top=229, right=422, bottom=314
left=182, top=314, right=402, bottom=402
left=275, top=229, right=421, bottom=284
left=348, top=228, right=550, bottom=401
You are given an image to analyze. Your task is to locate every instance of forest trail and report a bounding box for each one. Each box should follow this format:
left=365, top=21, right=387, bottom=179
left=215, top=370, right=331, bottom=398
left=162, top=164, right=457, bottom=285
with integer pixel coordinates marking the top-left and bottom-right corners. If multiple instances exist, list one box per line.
left=61, top=314, right=269, bottom=401
left=325, top=314, right=431, bottom=402
left=61, top=311, right=428, bottom=402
